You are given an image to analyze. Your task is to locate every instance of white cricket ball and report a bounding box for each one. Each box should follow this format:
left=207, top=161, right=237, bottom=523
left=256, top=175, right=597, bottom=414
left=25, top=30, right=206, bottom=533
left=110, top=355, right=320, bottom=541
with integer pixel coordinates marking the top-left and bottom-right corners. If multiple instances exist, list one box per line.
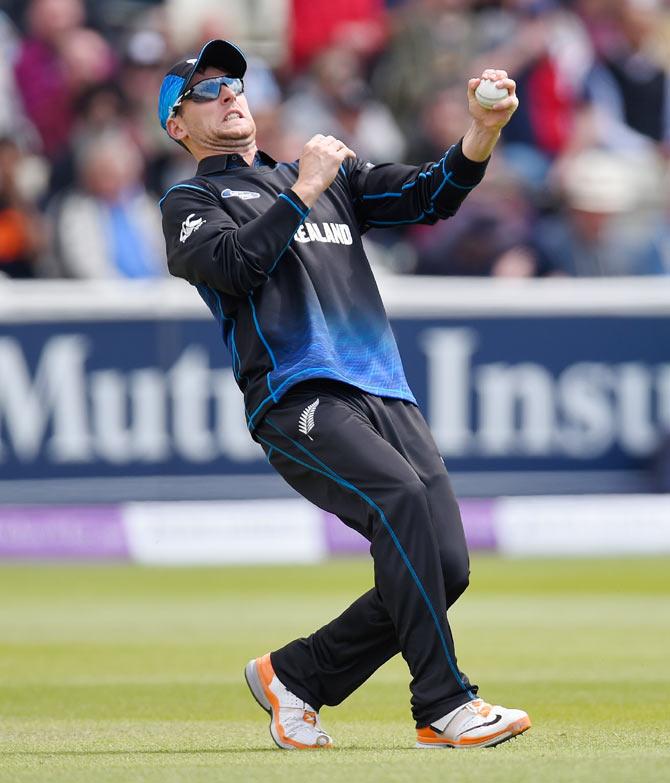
left=475, top=79, right=509, bottom=110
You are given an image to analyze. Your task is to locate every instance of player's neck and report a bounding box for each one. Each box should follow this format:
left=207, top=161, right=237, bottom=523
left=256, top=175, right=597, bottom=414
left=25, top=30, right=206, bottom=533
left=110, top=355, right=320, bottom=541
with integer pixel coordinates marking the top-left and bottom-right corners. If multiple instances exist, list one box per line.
left=239, top=147, right=259, bottom=167
left=193, top=141, right=258, bottom=166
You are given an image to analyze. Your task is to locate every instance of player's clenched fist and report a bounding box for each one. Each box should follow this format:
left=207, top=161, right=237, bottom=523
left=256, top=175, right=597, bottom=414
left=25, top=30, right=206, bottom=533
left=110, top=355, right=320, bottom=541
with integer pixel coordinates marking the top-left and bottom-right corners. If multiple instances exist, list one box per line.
left=292, top=134, right=356, bottom=208
left=467, top=68, right=518, bottom=131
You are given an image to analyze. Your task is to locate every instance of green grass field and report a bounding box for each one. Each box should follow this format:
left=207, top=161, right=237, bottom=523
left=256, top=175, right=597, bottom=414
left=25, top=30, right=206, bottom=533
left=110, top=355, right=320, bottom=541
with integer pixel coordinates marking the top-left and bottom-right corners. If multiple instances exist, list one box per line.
left=0, top=556, right=669, bottom=783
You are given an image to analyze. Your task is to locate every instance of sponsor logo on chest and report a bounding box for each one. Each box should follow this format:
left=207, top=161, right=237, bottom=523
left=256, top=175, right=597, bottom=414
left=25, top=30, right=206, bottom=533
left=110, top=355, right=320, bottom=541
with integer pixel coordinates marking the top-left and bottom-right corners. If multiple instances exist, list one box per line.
left=221, top=188, right=260, bottom=200
left=293, top=222, right=353, bottom=245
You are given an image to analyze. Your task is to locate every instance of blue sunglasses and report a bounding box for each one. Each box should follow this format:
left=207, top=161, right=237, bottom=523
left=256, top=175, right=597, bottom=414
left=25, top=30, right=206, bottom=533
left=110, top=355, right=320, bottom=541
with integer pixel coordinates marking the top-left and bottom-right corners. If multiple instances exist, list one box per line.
left=172, top=75, right=244, bottom=115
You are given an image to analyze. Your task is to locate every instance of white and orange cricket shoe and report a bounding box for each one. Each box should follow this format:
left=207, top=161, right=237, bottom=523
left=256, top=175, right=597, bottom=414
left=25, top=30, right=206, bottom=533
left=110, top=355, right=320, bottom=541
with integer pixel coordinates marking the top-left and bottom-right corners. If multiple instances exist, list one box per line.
left=244, top=654, right=333, bottom=750
left=416, top=698, right=531, bottom=749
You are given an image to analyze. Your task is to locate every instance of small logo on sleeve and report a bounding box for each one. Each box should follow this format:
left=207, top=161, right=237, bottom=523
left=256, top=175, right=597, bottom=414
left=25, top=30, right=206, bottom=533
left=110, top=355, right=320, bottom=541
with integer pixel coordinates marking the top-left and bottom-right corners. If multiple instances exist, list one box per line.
left=180, top=213, right=206, bottom=243
left=221, top=188, right=261, bottom=200
left=298, top=398, right=320, bottom=440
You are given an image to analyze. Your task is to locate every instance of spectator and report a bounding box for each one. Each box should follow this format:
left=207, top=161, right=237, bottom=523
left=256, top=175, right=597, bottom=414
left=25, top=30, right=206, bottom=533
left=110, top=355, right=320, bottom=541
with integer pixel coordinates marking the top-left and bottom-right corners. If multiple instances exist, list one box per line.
left=372, top=0, right=529, bottom=135
left=13, top=0, right=86, bottom=158
left=0, top=137, right=47, bottom=278
left=46, top=131, right=166, bottom=278
left=469, top=2, right=594, bottom=190
left=406, top=84, right=471, bottom=164
left=164, top=0, right=289, bottom=66
left=410, top=156, right=538, bottom=277
left=289, top=0, right=387, bottom=71
left=0, top=0, right=668, bottom=280
left=118, top=28, right=181, bottom=196
left=48, top=80, right=128, bottom=198
left=583, top=0, right=670, bottom=150
left=282, top=45, right=406, bottom=162
left=59, top=26, right=116, bottom=97
left=645, top=167, right=670, bottom=275
left=0, top=12, right=38, bottom=144
left=531, top=148, right=664, bottom=276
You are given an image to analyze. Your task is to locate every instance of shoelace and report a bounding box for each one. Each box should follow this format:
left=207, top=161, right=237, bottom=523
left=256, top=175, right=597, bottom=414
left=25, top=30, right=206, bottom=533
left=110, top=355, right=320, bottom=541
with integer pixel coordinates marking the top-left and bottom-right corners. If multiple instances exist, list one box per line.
left=275, top=679, right=328, bottom=739
left=279, top=696, right=327, bottom=734
left=464, top=699, right=493, bottom=719
left=282, top=709, right=328, bottom=738
left=279, top=688, right=309, bottom=709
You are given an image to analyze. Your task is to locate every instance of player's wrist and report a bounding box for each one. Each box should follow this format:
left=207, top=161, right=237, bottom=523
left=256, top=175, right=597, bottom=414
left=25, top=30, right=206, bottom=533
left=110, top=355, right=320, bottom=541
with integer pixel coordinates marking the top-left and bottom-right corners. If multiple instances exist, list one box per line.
left=462, top=123, right=501, bottom=162
left=292, top=179, right=323, bottom=208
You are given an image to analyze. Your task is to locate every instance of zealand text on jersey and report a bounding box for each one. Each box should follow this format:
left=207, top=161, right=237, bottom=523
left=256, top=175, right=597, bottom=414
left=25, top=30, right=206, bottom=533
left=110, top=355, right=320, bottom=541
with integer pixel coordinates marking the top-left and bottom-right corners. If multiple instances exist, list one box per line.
left=293, top=222, right=353, bottom=245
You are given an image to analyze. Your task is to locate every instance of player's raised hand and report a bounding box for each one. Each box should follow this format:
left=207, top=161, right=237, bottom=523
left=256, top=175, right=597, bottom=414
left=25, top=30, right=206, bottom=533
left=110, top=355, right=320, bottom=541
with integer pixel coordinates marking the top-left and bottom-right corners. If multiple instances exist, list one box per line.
left=292, top=135, right=356, bottom=207
left=467, top=68, right=518, bottom=131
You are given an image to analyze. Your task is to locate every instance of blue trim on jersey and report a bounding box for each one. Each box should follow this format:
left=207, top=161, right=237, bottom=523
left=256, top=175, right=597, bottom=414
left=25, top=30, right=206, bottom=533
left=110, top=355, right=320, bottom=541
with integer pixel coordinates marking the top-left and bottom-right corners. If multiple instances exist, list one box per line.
left=431, top=155, right=453, bottom=202
left=248, top=293, right=278, bottom=399
left=401, top=172, right=429, bottom=189
left=442, top=174, right=477, bottom=190
left=360, top=146, right=453, bottom=202
left=267, top=235, right=295, bottom=275
left=257, top=420, right=476, bottom=702
left=197, top=284, right=244, bottom=383
left=361, top=191, right=403, bottom=200
left=266, top=210, right=308, bottom=276
left=364, top=146, right=475, bottom=225
left=245, top=203, right=309, bottom=408
left=278, top=192, right=308, bottom=220
left=245, top=366, right=415, bottom=429
left=229, top=320, right=241, bottom=380
left=159, top=183, right=212, bottom=208
left=367, top=213, right=427, bottom=226
left=360, top=173, right=431, bottom=200
left=367, top=207, right=435, bottom=227
left=212, top=288, right=242, bottom=380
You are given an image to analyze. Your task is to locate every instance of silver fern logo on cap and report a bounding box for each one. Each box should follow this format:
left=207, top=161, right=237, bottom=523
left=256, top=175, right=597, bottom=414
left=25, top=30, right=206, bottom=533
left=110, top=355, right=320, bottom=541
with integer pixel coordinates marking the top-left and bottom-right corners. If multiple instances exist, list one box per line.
left=298, top=398, right=320, bottom=440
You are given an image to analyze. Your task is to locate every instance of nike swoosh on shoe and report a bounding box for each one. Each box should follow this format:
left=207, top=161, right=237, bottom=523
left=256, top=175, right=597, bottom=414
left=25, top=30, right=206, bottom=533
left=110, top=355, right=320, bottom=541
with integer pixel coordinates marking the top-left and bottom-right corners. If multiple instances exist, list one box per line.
left=457, top=714, right=502, bottom=736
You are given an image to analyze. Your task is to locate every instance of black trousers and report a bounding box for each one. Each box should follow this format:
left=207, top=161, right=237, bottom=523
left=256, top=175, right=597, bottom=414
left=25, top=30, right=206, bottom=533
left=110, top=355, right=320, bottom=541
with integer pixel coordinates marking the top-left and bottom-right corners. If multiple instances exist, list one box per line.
left=252, top=380, right=477, bottom=727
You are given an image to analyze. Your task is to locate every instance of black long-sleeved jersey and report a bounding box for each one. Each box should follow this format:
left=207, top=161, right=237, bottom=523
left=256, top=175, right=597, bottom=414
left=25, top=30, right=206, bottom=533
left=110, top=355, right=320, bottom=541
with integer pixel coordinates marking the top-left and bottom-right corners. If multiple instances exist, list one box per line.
left=160, top=142, right=488, bottom=430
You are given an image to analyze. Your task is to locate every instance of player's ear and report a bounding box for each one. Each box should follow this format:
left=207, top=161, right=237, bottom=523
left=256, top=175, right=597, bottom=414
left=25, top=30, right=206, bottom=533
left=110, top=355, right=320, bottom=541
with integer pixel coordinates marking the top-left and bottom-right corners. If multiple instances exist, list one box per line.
left=166, top=114, right=188, bottom=144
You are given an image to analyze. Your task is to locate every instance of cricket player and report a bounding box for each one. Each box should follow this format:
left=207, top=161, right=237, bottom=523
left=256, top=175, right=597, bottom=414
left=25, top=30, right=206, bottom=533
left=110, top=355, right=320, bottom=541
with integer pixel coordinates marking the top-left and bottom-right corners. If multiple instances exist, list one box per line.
left=158, top=39, right=530, bottom=750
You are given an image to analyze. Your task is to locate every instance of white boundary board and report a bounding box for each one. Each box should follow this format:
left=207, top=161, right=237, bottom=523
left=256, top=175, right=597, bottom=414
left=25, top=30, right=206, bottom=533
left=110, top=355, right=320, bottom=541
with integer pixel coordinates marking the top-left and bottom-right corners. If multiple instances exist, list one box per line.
left=2, top=276, right=670, bottom=321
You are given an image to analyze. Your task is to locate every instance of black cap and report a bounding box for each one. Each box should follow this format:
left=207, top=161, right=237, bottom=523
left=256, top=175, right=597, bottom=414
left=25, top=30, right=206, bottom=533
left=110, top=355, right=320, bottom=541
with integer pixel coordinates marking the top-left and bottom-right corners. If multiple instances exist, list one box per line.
left=158, top=39, right=247, bottom=130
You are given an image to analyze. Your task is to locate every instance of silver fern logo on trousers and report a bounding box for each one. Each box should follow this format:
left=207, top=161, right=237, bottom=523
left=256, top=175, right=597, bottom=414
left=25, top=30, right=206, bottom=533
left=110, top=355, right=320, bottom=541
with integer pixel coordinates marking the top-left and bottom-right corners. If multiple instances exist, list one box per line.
left=298, top=398, right=320, bottom=440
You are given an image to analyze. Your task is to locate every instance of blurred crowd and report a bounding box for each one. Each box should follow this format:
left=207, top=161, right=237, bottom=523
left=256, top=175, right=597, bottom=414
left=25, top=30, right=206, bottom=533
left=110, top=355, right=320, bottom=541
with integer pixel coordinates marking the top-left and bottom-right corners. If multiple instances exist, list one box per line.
left=1, top=0, right=669, bottom=280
